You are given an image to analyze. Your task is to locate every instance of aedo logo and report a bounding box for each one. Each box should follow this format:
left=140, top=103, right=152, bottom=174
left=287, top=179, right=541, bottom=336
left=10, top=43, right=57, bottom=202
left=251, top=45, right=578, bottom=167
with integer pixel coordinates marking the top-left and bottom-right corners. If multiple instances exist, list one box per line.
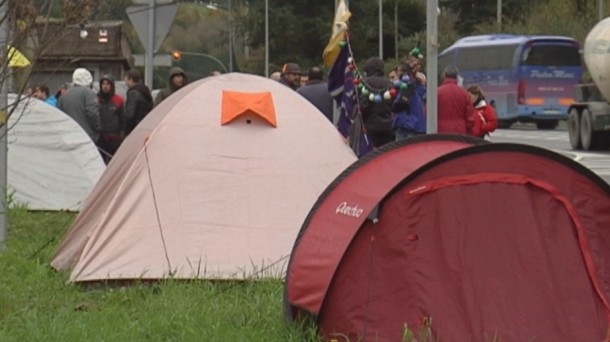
left=335, top=201, right=364, bottom=218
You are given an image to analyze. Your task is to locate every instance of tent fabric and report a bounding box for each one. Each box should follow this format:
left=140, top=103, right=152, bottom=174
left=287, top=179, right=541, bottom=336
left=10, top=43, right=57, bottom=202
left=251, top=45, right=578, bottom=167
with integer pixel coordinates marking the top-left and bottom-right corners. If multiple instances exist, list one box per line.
left=286, top=134, right=487, bottom=318
left=6, top=94, right=105, bottom=211
left=285, top=141, right=610, bottom=341
left=51, top=73, right=357, bottom=282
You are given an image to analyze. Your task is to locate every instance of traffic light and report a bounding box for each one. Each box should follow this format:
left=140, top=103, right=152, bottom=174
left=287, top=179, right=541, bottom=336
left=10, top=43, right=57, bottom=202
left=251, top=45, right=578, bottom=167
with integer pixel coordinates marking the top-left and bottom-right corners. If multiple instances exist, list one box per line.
left=171, top=50, right=182, bottom=62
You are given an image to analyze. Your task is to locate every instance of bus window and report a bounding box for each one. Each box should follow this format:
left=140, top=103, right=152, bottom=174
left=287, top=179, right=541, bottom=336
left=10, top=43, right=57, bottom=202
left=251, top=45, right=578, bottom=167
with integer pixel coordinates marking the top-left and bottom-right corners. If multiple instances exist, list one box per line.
left=456, top=44, right=518, bottom=71
left=521, top=44, right=580, bottom=66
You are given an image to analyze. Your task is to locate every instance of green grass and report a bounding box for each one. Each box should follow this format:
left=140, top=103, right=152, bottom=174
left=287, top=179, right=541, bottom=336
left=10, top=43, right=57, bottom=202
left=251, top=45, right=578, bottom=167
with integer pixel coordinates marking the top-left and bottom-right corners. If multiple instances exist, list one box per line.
left=0, top=208, right=318, bottom=341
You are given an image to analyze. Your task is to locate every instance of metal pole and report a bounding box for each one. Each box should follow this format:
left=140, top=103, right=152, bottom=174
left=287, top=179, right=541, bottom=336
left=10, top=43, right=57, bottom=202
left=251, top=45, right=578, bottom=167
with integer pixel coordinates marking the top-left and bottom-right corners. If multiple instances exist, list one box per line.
left=497, top=0, right=502, bottom=31
left=426, top=0, right=438, bottom=134
left=379, top=0, right=383, bottom=59
left=394, top=0, right=398, bottom=61
left=228, top=0, right=233, bottom=72
left=600, top=0, right=604, bottom=21
left=0, top=0, right=7, bottom=251
left=264, top=0, right=269, bottom=77
left=0, top=0, right=9, bottom=253
left=145, top=0, right=155, bottom=89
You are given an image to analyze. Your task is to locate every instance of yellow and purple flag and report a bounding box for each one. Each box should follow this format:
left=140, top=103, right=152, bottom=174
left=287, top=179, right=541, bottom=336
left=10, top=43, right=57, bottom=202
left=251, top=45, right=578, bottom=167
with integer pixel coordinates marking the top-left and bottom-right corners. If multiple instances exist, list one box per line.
left=326, top=0, right=373, bottom=157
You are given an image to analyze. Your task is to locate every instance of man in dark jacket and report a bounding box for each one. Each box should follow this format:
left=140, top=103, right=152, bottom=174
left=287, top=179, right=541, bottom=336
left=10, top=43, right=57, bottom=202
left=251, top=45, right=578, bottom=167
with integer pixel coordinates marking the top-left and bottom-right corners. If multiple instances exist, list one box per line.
left=297, top=67, right=334, bottom=122
left=437, top=65, right=474, bottom=135
left=154, top=66, right=187, bottom=107
left=58, top=68, right=100, bottom=142
left=278, top=63, right=302, bottom=91
left=97, top=75, right=125, bottom=164
left=124, top=69, right=153, bottom=135
left=359, top=57, right=395, bottom=148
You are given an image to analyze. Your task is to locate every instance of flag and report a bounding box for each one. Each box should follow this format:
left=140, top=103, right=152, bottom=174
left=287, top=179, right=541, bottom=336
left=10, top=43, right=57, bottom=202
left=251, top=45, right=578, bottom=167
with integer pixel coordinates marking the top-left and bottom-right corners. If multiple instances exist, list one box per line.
left=7, top=46, right=30, bottom=68
left=326, top=3, right=373, bottom=158
left=323, top=0, right=351, bottom=68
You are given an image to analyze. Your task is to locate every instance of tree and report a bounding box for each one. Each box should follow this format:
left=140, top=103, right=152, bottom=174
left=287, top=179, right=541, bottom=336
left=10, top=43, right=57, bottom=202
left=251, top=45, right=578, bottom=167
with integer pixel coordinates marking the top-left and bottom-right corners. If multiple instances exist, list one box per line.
left=440, top=0, right=530, bottom=35
left=1, top=0, right=107, bottom=249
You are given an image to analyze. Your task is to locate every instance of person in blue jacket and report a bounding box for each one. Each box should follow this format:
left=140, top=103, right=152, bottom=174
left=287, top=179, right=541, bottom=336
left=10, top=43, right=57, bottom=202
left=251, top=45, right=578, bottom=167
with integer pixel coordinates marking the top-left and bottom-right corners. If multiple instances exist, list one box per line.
left=392, top=61, right=427, bottom=140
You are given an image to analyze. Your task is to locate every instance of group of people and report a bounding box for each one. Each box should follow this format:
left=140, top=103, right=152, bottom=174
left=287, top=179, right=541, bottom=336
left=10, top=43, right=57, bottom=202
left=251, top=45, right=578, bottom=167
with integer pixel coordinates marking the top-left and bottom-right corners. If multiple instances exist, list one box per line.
left=28, top=66, right=190, bottom=164
left=271, top=50, right=498, bottom=151
left=30, top=57, right=497, bottom=164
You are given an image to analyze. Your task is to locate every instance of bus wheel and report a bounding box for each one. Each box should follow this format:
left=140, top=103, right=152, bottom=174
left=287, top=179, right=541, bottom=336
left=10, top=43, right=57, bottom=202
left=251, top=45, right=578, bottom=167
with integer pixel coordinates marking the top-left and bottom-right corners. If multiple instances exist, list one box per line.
left=536, top=120, right=559, bottom=130
left=568, top=108, right=582, bottom=150
left=498, top=120, right=512, bottom=129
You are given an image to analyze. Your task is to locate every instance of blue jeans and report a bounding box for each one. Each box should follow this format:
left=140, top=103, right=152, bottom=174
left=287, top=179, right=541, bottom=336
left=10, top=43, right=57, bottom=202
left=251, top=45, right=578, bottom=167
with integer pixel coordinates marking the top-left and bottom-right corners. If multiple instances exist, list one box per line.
left=395, top=128, right=424, bottom=141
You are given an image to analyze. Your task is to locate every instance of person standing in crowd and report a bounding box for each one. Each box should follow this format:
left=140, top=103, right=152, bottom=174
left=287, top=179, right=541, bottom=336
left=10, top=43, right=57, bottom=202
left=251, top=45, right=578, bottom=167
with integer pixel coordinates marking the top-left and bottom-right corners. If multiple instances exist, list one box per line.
left=154, top=66, right=187, bottom=107
left=124, top=69, right=153, bottom=136
left=300, top=72, right=309, bottom=87
left=392, top=62, right=427, bottom=140
left=437, top=65, right=474, bottom=135
left=34, top=85, right=58, bottom=107
left=297, top=66, right=334, bottom=122
left=58, top=68, right=100, bottom=142
left=97, top=75, right=125, bottom=164
left=270, top=71, right=281, bottom=82
left=359, top=57, right=395, bottom=148
left=54, top=83, right=69, bottom=103
left=278, top=63, right=302, bottom=90
left=467, top=85, right=498, bottom=139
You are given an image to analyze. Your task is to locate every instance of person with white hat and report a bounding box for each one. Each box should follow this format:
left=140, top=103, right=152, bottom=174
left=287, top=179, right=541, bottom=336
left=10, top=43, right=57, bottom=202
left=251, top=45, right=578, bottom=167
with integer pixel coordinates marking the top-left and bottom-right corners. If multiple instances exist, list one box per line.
left=58, top=68, right=101, bottom=142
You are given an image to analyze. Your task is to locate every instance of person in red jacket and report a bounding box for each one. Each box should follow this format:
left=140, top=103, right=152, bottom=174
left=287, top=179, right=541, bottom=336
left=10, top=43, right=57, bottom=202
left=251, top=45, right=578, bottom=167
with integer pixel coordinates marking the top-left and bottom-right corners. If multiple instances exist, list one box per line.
left=467, top=85, right=498, bottom=138
left=437, top=65, right=474, bottom=135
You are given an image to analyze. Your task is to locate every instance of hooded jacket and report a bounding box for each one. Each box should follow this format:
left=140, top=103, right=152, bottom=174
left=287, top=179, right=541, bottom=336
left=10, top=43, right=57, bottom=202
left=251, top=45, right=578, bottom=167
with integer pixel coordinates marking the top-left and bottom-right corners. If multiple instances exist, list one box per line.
left=472, top=99, right=498, bottom=138
left=359, top=57, right=393, bottom=134
left=438, top=78, right=475, bottom=135
left=97, top=75, right=124, bottom=136
left=153, top=67, right=187, bottom=107
left=58, top=68, right=100, bottom=141
left=124, top=82, right=153, bottom=135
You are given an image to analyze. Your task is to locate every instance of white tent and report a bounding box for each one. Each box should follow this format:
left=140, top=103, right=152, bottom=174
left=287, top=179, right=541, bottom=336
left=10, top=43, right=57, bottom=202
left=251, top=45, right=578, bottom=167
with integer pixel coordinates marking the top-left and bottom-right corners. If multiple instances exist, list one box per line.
left=7, top=94, right=105, bottom=211
left=52, top=73, right=357, bottom=282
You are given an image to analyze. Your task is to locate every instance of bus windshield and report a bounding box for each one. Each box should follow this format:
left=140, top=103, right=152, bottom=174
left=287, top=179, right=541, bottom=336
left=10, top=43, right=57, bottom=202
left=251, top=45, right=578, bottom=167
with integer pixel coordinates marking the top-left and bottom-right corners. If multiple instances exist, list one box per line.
left=521, top=43, right=581, bottom=67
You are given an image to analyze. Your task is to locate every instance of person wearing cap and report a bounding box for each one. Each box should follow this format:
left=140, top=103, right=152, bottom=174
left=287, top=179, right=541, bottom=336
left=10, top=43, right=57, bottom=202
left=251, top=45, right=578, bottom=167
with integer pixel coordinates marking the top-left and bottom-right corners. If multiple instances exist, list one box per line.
left=97, top=74, right=125, bottom=164
left=154, top=66, right=188, bottom=107
left=279, top=63, right=302, bottom=91
left=58, top=68, right=101, bottom=142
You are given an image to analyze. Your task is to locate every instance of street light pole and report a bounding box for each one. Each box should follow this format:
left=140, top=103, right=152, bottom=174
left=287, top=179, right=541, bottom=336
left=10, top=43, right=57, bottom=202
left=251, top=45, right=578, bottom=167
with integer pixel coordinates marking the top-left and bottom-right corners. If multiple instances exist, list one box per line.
left=228, top=0, right=233, bottom=72
left=265, top=0, right=269, bottom=77
left=497, top=0, right=502, bottom=31
left=394, top=0, right=398, bottom=61
left=426, top=0, right=438, bottom=134
left=145, top=0, right=156, bottom=89
left=379, top=0, right=383, bottom=59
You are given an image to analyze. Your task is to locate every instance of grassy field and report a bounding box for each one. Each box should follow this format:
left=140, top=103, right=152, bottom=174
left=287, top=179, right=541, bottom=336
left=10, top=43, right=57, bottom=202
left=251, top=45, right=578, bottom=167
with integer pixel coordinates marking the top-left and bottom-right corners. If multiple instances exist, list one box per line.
left=0, top=208, right=317, bottom=341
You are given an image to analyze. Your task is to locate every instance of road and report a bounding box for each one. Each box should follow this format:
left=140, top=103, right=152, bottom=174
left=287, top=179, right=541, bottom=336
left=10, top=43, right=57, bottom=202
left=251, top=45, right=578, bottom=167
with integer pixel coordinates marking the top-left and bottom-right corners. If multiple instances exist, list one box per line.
left=489, top=123, right=610, bottom=185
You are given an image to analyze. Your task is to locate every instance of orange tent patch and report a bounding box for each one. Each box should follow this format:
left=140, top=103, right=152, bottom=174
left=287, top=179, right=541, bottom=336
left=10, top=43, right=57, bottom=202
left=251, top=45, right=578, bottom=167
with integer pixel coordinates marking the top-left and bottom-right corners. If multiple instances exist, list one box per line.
left=221, top=90, right=277, bottom=128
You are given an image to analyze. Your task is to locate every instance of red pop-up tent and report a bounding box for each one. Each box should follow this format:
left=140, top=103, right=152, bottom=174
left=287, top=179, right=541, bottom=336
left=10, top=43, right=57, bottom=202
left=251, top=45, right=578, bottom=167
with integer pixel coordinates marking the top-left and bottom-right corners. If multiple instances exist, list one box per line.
left=285, top=136, right=610, bottom=341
